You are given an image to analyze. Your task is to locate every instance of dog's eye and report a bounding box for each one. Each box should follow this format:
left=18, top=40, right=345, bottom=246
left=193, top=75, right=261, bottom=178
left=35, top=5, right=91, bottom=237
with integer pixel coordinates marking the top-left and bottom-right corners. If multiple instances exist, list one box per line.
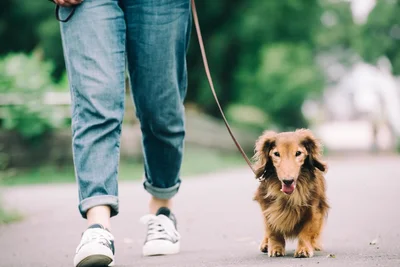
left=295, top=151, right=302, bottom=157
left=273, top=152, right=280, bottom=157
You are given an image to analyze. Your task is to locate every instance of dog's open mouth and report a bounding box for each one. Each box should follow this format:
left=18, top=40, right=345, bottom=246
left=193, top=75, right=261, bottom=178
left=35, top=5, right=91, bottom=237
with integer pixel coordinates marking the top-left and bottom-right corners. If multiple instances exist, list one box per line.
left=281, top=182, right=296, bottom=195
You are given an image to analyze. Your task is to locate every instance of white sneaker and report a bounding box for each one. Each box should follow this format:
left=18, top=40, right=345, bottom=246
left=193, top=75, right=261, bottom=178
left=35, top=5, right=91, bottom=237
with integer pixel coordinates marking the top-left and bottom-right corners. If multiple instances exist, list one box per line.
left=140, top=207, right=181, bottom=256
left=73, top=224, right=115, bottom=267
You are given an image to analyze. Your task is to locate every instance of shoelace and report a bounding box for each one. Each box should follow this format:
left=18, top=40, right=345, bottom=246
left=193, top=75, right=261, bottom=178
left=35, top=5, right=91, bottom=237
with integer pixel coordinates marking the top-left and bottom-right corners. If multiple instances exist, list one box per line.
left=76, top=228, right=114, bottom=253
left=140, top=214, right=180, bottom=242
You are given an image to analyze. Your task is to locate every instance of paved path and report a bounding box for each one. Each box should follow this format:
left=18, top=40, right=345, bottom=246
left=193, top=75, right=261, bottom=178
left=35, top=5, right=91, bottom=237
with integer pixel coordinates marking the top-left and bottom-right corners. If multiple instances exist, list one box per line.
left=1, top=155, right=400, bottom=267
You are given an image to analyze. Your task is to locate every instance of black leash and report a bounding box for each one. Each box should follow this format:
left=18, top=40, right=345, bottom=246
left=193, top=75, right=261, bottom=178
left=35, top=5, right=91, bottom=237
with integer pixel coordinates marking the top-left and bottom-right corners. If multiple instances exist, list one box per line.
left=48, top=0, right=76, bottom=22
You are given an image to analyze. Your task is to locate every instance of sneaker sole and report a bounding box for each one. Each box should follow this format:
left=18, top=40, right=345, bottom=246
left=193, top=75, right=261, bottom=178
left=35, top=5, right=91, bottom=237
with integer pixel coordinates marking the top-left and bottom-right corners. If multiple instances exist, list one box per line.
left=76, top=255, right=113, bottom=267
left=74, top=243, right=114, bottom=267
left=142, top=240, right=180, bottom=257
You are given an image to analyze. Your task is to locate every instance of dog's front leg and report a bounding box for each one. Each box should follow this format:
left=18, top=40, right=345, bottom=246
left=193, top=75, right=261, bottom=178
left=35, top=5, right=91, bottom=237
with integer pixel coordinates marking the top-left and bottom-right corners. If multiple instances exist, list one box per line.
left=259, top=215, right=285, bottom=256
left=295, top=220, right=316, bottom=258
left=259, top=216, right=269, bottom=253
left=267, top=229, right=285, bottom=257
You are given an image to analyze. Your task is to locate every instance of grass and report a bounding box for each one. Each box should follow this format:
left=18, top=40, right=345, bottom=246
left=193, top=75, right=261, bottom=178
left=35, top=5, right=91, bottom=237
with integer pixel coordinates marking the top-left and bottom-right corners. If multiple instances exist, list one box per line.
left=0, top=202, right=22, bottom=224
left=0, top=145, right=246, bottom=186
left=0, top=146, right=246, bottom=225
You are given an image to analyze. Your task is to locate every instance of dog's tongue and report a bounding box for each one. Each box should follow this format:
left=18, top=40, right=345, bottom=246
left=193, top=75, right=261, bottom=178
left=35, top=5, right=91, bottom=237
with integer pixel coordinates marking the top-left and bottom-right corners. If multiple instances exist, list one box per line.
left=282, top=184, right=295, bottom=195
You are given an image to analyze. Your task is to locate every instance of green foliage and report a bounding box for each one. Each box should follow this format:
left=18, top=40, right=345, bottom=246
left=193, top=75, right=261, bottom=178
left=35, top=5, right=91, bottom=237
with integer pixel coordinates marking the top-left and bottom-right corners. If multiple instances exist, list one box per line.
left=314, top=1, right=360, bottom=50
left=396, top=137, right=400, bottom=154
left=1, top=0, right=399, bottom=131
left=187, top=0, right=325, bottom=129
left=0, top=200, right=22, bottom=224
left=0, top=0, right=64, bottom=79
left=236, top=43, right=324, bottom=130
left=226, top=104, right=269, bottom=133
left=356, top=0, right=400, bottom=74
left=0, top=53, right=65, bottom=139
left=0, top=145, right=244, bottom=186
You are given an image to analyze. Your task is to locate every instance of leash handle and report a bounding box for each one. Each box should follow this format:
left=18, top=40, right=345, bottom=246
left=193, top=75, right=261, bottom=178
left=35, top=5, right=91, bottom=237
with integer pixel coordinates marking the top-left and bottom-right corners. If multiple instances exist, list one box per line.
left=190, top=0, right=256, bottom=175
left=48, top=0, right=76, bottom=22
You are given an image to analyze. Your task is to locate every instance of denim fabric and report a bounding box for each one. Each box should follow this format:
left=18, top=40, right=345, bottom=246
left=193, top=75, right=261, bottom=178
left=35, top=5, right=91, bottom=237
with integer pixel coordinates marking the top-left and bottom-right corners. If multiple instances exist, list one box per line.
left=60, top=0, right=191, bottom=218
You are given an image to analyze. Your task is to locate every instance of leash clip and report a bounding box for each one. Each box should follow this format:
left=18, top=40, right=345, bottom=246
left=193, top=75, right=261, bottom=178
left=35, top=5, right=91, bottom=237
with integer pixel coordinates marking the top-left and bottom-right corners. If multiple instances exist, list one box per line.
left=257, top=170, right=266, bottom=182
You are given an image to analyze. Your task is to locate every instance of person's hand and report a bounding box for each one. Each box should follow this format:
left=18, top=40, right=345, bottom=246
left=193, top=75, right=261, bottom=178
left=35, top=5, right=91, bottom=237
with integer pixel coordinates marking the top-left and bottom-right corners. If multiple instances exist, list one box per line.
left=53, top=0, right=83, bottom=7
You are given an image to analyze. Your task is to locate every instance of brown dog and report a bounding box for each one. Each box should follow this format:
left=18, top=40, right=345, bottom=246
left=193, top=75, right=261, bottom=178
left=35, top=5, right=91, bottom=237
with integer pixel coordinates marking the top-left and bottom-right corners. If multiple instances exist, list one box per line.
left=252, top=129, right=329, bottom=258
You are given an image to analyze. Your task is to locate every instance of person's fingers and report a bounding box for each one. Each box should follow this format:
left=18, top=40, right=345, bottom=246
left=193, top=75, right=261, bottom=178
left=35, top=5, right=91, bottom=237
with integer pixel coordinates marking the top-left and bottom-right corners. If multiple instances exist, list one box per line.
left=54, top=0, right=72, bottom=7
left=65, top=0, right=83, bottom=5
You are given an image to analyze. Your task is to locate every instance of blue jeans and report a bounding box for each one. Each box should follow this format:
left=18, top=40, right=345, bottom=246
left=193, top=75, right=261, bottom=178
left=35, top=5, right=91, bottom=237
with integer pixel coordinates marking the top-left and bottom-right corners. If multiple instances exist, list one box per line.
left=59, top=0, right=192, bottom=218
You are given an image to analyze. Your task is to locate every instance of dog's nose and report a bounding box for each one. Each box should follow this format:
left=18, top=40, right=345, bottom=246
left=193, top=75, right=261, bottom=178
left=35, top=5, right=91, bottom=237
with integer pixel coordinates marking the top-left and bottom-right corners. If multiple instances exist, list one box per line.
left=283, top=179, right=294, bottom=186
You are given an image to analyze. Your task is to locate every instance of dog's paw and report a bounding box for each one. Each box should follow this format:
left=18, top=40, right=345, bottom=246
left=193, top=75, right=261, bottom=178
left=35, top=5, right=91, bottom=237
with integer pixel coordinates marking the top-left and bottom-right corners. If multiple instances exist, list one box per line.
left=312, top=240, right=323, bottom=251
left=294, top=246, right=314, bottom=258
left=313, top=245, right=322, bottom=251
left=268, top=246, right=285, bottom=257
left=259, top=240, right=268, bottom=254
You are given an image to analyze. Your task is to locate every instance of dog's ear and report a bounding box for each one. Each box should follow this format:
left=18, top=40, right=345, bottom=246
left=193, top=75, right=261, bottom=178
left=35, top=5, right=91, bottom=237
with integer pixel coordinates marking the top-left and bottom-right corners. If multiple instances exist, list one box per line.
left=296, top=129, right=327, bottom=173
left=252, top=131, right=277, bottom=179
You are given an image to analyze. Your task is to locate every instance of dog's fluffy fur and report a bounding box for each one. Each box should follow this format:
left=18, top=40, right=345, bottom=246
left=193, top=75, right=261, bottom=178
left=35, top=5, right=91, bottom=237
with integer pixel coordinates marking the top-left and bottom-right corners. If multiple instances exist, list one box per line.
left=252, top=129, right=329, bottom=258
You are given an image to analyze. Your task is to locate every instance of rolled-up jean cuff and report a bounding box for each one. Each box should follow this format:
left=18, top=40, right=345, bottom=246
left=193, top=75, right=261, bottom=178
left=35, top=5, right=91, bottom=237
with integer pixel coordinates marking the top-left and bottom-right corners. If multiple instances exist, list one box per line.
left=143, top=181, right=181, bottom=200
left=79, top=195, right=119, bottom=219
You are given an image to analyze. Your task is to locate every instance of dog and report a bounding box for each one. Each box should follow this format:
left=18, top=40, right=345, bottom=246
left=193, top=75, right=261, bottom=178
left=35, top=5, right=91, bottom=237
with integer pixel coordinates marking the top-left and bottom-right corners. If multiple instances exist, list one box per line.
left=252, top=129, right=329, bottom=258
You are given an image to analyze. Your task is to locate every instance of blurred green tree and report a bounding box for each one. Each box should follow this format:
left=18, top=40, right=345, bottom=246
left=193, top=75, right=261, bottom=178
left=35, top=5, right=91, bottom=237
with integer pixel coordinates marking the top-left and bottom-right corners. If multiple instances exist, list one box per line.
left=0, top=53, right=65, bottom=139
left=1, top=0, right=397, bottom=131
left=188, top=0, right=325, bottom=129
left=356, top=0, right=400, bottom=74
left=0, top=1, right=65, bottom=79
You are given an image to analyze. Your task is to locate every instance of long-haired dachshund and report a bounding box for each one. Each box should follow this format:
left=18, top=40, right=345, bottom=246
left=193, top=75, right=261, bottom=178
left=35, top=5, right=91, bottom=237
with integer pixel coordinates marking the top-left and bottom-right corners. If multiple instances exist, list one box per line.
left=252, top=129, right=329, bottom=258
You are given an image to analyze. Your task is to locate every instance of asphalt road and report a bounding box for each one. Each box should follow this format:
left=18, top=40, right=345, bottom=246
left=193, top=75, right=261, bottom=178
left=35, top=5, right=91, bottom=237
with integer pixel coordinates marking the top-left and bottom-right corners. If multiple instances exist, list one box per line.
left=1, top=155, right=399, bottom=267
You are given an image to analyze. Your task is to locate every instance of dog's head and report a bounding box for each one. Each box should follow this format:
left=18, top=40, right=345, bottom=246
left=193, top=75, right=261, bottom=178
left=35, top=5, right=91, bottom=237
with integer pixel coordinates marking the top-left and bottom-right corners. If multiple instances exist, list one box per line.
left=252, top=129, right=327, bottom=195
